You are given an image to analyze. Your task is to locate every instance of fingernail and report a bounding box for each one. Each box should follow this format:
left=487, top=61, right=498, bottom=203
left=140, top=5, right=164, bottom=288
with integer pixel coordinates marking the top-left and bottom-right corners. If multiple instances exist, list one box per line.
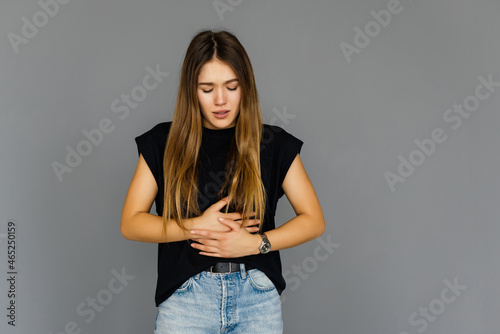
left=219, top=218, right=224, bottom=222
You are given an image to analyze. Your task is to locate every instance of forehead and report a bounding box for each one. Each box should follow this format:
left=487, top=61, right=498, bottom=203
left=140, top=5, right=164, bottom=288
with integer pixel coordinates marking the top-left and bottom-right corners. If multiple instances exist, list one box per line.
left=198, top=59, right=237, bottom=81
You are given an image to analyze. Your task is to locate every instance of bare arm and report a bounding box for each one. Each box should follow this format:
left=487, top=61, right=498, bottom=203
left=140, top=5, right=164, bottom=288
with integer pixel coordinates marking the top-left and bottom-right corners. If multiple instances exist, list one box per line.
left=120, top=154, right=259, bottom=243
left=263, top=153, right=326, bottom=251
left=120, top=154, right=195, bottom=243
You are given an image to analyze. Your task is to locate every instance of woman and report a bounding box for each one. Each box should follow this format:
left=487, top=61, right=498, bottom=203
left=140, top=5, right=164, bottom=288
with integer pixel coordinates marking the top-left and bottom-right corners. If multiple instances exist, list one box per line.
left=120, top=29, right=325, bottom=333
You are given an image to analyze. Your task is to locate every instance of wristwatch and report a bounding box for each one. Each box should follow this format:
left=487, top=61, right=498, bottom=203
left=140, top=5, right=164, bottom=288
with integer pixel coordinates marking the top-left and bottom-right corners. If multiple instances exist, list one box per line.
left=259, top=233, right=271, bottom=254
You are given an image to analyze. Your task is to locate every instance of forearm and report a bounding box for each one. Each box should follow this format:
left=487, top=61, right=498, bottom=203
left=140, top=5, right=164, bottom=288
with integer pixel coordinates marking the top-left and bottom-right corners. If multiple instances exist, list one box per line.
left=264, top=213, right=325, bottom=252
left=121, top=212, right=197, bottom=243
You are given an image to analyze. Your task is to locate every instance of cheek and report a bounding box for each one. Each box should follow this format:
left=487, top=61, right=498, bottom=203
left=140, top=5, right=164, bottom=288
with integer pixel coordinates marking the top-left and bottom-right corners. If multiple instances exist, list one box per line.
left=197, top=95, right=209, bottom=111
left=232, top=92, right=242, bottom=105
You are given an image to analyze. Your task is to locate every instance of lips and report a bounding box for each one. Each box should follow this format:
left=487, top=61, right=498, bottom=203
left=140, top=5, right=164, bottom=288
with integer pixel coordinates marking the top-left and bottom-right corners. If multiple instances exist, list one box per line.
left=212, top=110, right=230, bottom=119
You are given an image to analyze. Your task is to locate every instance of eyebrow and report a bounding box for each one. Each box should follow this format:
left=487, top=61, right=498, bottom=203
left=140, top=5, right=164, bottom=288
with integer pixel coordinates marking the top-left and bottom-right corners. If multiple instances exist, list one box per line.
left=198, top=78, right=239, bottom=86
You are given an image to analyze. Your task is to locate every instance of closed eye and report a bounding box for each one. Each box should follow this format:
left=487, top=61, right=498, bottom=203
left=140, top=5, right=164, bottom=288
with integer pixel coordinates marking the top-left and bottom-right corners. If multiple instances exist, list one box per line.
left=202, top=86, right=238, bottom=93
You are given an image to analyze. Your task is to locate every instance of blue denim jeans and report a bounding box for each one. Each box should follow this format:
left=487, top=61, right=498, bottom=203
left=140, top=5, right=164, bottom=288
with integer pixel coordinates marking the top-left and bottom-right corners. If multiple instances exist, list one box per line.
left=154, top=265, right=283, bottom=333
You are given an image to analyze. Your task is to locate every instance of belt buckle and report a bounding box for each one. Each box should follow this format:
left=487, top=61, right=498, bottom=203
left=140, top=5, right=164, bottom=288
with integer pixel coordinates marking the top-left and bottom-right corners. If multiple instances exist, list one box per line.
left=209, top=263, right=220, bottom=274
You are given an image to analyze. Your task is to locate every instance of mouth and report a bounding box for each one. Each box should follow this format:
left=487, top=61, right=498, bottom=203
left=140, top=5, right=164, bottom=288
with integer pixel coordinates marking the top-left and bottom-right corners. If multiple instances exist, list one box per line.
left=212, top=110, right=230, bottom=119
left=213, top=110, right=230, bottom=115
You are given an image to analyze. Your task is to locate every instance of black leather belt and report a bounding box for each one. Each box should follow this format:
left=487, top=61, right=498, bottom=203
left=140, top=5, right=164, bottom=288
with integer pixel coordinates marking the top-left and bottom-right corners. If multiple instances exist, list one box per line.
left=206, top=262, right=254, bottom=273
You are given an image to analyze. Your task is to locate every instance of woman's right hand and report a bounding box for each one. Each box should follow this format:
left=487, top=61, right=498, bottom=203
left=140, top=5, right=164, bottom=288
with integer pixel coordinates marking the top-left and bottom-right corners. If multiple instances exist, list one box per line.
left=192, top=197, right=260, bottom=234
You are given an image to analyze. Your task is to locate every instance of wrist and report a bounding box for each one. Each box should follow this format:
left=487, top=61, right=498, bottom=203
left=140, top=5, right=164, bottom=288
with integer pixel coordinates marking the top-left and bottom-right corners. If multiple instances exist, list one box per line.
left=188, top=216, right=198, bottom=229
left=252, top=233, right=262, bottom=255
left=256, top=232, right=272, bottom=255
left=186, top=217, right=199, bottom=237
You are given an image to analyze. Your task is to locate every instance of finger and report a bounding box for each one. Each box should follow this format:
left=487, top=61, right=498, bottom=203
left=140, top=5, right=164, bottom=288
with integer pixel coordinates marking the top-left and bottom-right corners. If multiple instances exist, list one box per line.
left=188, top=234, right=213, bottom=240
left=191, top=229, right=222, bottom=239
left=224, top=211, right=257, bottom=222
left=191, top=238, right=218, bottom=247
left=244, top=211, right=257, bottom=219
left=241, top=219, right=260, bottom=227
left=222, top=212, right=244, bottom=221
left=245, top=226, right=260, bottom=233
left=218, top=218, right=241, bottom=231
left=232, top=211, right=257, bottom=221
left=211, top=196, right=230, bottom=212
left=191, top=242, right=219, bottom=254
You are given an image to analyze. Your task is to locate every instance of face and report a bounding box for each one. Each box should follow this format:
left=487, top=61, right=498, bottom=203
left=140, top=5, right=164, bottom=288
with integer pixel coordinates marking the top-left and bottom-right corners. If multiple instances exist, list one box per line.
left=197, top=59, right=241, bottom=130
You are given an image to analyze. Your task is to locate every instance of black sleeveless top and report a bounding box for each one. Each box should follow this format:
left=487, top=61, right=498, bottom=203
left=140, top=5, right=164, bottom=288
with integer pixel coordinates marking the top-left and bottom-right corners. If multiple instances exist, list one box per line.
left=135, top=122, right=303, bottom=306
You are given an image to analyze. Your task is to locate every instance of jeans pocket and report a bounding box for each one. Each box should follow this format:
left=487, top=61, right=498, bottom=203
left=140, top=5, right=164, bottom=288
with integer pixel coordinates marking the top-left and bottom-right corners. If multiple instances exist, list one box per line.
left=175, top=277, right=193, bottom=293
left=248, top=269, right=276, bottom=292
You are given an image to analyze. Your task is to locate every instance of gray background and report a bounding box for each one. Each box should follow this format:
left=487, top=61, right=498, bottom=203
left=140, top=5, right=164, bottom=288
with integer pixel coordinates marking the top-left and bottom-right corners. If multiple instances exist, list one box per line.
left=1, top=0, right=499, bottom=333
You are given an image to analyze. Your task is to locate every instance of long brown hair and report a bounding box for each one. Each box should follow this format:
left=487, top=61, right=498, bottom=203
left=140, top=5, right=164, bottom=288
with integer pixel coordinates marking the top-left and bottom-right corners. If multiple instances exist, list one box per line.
left=161, top=29, right=266, bottom=236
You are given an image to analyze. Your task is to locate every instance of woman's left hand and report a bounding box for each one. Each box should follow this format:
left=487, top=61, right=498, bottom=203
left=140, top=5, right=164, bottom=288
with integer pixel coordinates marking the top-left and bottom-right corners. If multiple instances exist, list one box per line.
left=190, top=218, right=262, bottom=258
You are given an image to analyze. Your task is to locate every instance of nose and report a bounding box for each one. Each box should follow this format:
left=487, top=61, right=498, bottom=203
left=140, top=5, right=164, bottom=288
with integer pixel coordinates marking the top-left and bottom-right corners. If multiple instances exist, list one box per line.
left=214, top=87, right=227, bottom=106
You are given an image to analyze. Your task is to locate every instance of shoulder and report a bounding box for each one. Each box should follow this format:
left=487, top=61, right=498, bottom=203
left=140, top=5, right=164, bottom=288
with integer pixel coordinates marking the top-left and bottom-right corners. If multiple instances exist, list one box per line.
left=262, top=123, right=303, bottom=147
left=134, top=122, right=173, bottom=156
left=136, top=121, right=172, bottom=140
left=147, top=121, right=172, bottom=136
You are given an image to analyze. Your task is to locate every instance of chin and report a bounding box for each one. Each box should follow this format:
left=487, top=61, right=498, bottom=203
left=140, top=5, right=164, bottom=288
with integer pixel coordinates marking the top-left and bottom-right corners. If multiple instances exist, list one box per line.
left=209, top=118, right=237, bottom=129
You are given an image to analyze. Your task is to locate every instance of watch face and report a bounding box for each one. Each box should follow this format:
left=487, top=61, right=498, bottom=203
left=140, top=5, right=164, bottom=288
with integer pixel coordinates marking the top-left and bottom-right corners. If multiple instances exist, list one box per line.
left=260, top=241, right=271, bottom=253
left=260, top=234, right=271, bottom=254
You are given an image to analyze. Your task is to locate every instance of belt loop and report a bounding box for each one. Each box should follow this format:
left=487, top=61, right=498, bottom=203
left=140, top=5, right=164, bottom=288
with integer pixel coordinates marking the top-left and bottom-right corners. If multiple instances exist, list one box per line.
left=240, top=263, right=247, bottom=279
